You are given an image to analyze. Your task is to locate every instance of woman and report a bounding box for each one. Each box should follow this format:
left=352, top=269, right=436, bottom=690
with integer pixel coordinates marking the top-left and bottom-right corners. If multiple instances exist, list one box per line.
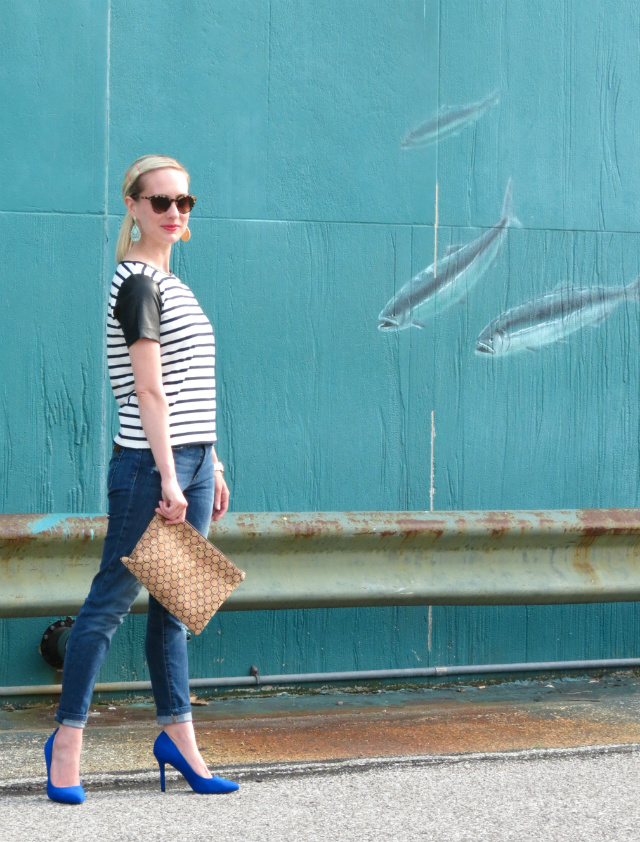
left=44, top=155, right=237, bottom=803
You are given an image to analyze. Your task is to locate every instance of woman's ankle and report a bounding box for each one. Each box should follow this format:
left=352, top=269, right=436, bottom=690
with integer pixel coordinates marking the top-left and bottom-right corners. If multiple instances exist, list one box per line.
left=55, top=724, right=84, bottom=745
left=50, top=726, right=83, bottom=787
left=163, top=722, right=212, bottom=778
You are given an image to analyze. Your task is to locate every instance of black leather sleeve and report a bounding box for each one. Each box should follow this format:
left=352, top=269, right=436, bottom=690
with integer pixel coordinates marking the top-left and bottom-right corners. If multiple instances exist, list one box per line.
left=113, top=274, right=162, bottom=347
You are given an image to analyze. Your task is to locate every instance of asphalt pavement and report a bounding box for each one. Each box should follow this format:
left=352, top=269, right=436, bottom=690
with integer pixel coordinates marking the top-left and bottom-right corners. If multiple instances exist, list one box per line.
left=3, top=748, right=640, bottom=841
left=3, top=675, right=640, bottom=840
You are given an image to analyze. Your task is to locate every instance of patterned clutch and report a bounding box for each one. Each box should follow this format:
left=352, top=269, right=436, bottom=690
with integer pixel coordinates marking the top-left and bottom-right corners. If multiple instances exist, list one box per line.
left=121, top=513, right=245, bottom=635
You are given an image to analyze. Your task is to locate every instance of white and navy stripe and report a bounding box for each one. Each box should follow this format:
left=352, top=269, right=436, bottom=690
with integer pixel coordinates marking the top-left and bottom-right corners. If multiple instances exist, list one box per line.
left=107, top=261, right=216, bottom=448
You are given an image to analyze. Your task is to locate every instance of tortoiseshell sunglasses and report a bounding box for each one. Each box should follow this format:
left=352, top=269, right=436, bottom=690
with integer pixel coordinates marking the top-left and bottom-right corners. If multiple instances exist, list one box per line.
left=136, top=194, right=196, bottom=214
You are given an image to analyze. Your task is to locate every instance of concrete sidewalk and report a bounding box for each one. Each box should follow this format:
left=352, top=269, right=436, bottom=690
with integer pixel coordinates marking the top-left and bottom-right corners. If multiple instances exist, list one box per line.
left=3, top=673, right=640, bottom=794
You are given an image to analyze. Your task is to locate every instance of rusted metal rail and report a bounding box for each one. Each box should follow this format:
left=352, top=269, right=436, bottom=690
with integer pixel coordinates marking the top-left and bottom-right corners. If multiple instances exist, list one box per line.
left=1, top=509, right=640, bottom=619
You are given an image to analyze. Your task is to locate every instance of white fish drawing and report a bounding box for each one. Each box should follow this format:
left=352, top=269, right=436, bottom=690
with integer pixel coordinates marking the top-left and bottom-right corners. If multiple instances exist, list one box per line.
left=378, top=180, right=519, bottom=331
left=401, top=90, right=499, bottom=148
left=475, top=276, right=640, bottom=356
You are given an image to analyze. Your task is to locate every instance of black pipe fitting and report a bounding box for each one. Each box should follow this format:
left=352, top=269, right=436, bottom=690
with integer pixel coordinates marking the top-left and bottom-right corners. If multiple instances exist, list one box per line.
left=39, top=618, right=75, bottom=669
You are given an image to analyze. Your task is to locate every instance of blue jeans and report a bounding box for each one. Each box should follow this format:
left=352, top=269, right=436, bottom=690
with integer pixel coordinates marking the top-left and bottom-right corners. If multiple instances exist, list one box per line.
left=55, top=444, right=215, bottom=728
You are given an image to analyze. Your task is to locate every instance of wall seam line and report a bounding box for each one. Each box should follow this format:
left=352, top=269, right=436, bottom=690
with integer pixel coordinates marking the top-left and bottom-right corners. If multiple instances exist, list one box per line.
left=1, top=210, right=639, bottom=237
left=2, top=209, right=640, bottom=237
left=100, top=0, right=112, bottom=505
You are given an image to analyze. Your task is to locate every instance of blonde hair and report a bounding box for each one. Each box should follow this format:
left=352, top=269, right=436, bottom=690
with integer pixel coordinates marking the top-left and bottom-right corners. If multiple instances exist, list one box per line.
left=116, top=154, right=190, bottom=263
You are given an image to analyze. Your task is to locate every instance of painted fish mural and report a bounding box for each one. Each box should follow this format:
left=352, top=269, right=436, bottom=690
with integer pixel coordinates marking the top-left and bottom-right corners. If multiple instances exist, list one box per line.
left=475, top=275, right=640, bottom=356
left=401, top=90, right=500, bottom=148
left=378, top=179, right=520, bottom=331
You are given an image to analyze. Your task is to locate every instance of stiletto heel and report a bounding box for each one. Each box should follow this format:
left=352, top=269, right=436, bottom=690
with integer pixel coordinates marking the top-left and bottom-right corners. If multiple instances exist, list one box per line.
left=44, top=729, right=85, bottom=805
left=153, top=731, right=239, bottom=794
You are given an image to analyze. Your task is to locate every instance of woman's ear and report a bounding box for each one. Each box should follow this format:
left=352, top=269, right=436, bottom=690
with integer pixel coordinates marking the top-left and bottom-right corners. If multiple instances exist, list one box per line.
left=124, top=195, right=137, bottom=216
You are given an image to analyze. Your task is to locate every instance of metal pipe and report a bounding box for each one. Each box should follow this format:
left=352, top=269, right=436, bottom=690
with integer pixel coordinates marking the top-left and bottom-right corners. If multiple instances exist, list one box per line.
left=4, top=509, right=640, bottom=617
left=2, top=657, right=640, bottom=697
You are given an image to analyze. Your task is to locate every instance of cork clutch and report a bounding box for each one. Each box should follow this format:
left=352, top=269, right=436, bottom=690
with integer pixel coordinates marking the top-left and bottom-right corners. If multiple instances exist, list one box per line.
left=121, top=513, right=245, bottom=635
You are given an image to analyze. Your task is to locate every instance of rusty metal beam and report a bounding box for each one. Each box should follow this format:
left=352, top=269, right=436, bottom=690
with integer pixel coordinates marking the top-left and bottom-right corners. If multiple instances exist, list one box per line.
left=1, top=509, right=640, bottom=618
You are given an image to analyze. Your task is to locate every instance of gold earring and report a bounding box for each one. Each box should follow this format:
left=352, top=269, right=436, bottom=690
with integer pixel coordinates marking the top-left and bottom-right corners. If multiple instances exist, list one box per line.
left=181, top=227, right=191, bottom=242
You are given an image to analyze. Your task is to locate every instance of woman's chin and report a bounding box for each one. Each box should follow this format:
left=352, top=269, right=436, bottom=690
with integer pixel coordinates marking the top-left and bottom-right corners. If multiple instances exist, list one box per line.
left=156, top=229, right=184, bottom=245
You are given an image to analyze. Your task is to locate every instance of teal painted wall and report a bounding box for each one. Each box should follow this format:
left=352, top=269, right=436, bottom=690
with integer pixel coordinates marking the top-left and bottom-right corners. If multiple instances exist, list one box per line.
left=2, top=1, right=640, bottom=691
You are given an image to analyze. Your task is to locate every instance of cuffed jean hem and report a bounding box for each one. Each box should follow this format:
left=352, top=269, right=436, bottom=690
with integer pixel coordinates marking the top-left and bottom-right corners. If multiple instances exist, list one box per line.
left=157, top=711, right=193, bottom=725
left=54, top=714, right=86, bottom=729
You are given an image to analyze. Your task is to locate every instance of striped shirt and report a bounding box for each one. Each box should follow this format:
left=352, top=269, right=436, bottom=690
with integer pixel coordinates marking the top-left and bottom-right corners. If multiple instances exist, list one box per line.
left=107, top=261, right=216, bottom=448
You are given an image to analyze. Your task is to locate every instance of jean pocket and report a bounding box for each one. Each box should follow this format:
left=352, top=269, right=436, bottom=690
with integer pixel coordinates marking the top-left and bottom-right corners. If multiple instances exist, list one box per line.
left=106, top=449, right=124, bottom=491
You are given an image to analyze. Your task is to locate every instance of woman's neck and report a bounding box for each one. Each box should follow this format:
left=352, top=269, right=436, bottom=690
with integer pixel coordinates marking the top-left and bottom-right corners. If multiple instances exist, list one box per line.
left=125, top=241, right=172, bottom=274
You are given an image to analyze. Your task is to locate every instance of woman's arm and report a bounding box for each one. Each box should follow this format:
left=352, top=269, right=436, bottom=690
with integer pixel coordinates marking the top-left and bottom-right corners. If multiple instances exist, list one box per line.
left=210, top=447, right=230, bottom=521
left=129, top=338, right=188, bottom=524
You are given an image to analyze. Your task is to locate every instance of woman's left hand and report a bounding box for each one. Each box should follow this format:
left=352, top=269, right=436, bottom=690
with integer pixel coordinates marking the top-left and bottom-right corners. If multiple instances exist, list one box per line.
left=212, top=471, right=230, bottom=521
